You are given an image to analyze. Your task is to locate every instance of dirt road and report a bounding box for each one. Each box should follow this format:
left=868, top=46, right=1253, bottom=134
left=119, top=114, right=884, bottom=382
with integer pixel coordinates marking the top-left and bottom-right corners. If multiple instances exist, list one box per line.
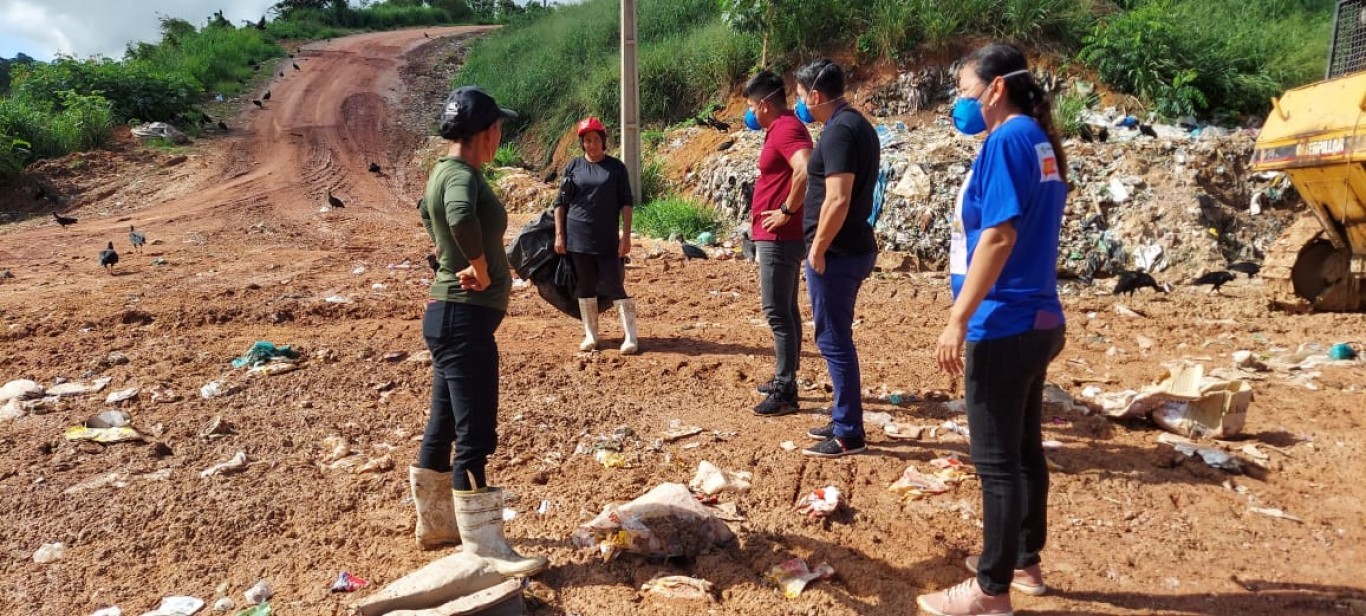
left=2, top=26, right=1365, bottom=616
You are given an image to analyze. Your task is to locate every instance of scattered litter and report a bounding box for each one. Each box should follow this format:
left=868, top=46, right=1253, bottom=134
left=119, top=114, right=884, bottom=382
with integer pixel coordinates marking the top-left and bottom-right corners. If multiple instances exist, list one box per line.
left=356, top=455, right=394, bottom=474
left=211, top=598, right=233, bottom=612
left=33, top=541, right=64, bottom=564
left=884, top=422, right=930, bottom=440
left=247, top=362, right=298, bottom=377
left=1106, top=364, right=1251, bottom=439
left=1042, top=384, right=1088, bottom=414
left=1045, top=456, right=1066, bottom=473
left=232, top=603, right=270, bottom=616
left=1329, top=343, right=1357, bottom=361
left=1241, top=444, right=1270, bottom=462
left=711, top=501, right=746, bottom=522
left=1248, top=507, right=1303, bottom=523
left=405, top=351, right=433, bottom=365
left=889, top=466, right=949, bottom=499
left=795, top=486, right=841, bottom=519
left=1042, top=440, right=1064, bottom=449
left=48, top=376, right=113, bottom=397
left=200, top=452, right=249, bottom=478
left=0, top=379, right=44, bottom=403
left=1232, top=350, right=1269, bottom=372
left=537, top=500, right=550, bottom=515
left=232, top=342, right=300, bottom=372
left=65, top=425, right=142, bottom=444
left=87, top=410, right=131, bottom=429
left=1114, top=304, right=1144, bottom=318
left=661, top=419, right=703, bottom=442
left=779, top=440, right=798, bottom=451
left=244, top=580, right=272, bottom=605
left=1158, top=434, right=1241, bottom=473
left=766, top=557, right=835, bottom=598
left=688, top=460, right=752, bottom=496
left=943, top=399, right=966, bottom=413
left=593, top=449, right=629, bottom=468
left=139, top=596, right=203, bottom=616
left=641, top=575, right=714, bottom=602
left=939, top=420, right=970, bottom=438
left=91, top=608, right=121, bottom=616
left=502, top=508, right=517, bottom=521
left=321, top=436, right=351, bottom=463
left=863, top=411, right=895, bottom=428
left=105, top=388, right=140, bottom=404
left=324, top=295, right=352, bottom=304
left=149, top=386, right=182, bottom=403
left=330, top=571, right=370, bottom=593
left=572, top=483, right=736, bottom=561
left=201, top=416, right=234, bottom=440
left=199, top=380, right=241, bottom=399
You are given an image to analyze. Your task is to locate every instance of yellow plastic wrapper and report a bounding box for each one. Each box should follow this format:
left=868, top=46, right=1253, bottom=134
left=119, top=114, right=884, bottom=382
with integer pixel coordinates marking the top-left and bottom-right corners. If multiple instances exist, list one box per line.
left=766, top=557, right=834, bottom=598
left=64, top=426, right=142, bottom=443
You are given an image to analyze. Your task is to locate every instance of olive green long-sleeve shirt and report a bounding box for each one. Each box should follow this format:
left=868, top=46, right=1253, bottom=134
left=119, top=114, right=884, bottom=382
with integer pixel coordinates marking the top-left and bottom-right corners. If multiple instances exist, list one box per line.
left=419, top=156, right=510, bottom=311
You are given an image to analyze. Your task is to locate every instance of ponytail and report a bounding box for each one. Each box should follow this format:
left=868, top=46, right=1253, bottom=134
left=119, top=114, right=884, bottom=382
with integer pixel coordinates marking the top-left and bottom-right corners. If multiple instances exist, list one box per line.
left=965, top=44, right=1070, bottom=187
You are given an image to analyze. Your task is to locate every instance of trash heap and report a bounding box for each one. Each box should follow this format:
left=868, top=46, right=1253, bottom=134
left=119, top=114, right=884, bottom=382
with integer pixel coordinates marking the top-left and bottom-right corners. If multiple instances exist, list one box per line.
left=683, top=108, right=1301, bottom=280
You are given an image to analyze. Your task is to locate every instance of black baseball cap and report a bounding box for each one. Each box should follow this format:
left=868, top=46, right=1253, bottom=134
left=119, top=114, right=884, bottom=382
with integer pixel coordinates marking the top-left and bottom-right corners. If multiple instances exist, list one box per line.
left=437, top=86, right=517, bottom=139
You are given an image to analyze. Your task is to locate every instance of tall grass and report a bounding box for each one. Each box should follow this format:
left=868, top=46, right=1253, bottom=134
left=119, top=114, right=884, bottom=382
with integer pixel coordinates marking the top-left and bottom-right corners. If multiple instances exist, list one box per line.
left=0, top=91, right=115, bottom=159
left=458, top=0, right=757, bottom=163
left=634, top=195, right=721, bottom=240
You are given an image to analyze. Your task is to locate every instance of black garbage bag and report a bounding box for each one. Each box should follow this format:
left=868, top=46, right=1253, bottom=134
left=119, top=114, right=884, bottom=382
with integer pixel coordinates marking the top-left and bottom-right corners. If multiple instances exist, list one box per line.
left=506, top=210, right=611, bottom=319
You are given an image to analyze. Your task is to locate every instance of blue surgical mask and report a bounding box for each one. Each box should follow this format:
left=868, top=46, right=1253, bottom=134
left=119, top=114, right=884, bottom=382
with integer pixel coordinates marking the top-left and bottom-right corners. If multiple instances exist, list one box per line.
left=952, top=96, right=987, bottom=135
left=744, top=108, right=761, bottom=131
left=795, top=98, right=814, bottom=124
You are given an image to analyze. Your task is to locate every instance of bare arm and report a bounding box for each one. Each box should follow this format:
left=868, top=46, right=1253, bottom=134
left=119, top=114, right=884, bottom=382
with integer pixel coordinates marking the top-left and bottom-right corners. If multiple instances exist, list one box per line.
left=806, top=172, right=854, bottom=273
left=618, top=205, right=633, bottom=256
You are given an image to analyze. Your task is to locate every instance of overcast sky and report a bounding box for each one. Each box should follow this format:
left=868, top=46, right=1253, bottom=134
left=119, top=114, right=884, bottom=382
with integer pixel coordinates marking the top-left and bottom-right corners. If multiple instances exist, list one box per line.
left=0, top=1, right=563, bottom=61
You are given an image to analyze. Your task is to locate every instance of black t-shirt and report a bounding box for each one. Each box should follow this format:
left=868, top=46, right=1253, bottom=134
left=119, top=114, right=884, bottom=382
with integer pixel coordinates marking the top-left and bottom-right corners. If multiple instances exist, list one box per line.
left=558, top=155, right=634, bottom=255
left=803, top=106, right=879, bottom=257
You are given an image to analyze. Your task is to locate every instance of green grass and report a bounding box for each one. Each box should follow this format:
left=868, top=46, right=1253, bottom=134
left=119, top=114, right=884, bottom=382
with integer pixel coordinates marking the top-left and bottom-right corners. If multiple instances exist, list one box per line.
left=634, top=195, right=721, bottom=240
left=1052, top=87, right=1096, bottom=138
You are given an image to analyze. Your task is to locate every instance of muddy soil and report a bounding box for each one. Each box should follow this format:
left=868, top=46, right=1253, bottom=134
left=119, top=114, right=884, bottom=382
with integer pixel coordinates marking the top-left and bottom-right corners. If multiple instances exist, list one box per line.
left=1, top=26, right=1364, bottom=616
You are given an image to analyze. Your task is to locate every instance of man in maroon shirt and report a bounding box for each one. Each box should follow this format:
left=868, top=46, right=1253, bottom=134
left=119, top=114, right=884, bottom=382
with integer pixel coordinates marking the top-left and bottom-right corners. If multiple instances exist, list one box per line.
left=743, top=70, right=814, bottom=417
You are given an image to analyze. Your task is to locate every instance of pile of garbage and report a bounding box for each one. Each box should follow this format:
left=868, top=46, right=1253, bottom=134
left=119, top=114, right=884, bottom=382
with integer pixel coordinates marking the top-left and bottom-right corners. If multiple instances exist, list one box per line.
left=682, top=101, right=1300, bottom=280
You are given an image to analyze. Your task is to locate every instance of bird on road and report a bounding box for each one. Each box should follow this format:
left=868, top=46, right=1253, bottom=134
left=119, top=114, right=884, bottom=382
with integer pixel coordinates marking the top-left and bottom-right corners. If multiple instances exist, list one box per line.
left=217, top=121, right=229, bottom=131
left=424, top=32, right=430, bottom=38
left=263, top=90, right=271, bottom=101
left=293, top=63, right=300, bottom=71
left=1192, top=270, right=1236, bottom=293
left=278, top=71, right=284, bottom=77
left=98, top=241, right=119, bottom=272
left=1228, top=261, right=1261, bottom=278
left=128, top=225, right=146, bottom=253
left=52, top=212, right=77, bottom=227
left=679, top=238, right=708, bottom=260
left=327, top=190, right=346, bottom=209
left=368, top=162, right=382, bottom=174
left=1113, top=270, right=1165, bottom=297
left=252, top=99, right=264, bottom=109
left=1138, top=123, right=1158, bottom=139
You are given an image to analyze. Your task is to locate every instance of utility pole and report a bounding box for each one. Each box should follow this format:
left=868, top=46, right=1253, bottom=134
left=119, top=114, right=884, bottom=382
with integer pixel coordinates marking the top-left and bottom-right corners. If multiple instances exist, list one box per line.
left=620, top=0, right=642, bottom=205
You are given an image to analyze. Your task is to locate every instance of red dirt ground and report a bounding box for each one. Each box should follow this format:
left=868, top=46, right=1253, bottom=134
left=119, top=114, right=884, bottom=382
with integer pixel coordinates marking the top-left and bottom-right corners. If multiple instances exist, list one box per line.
left=1, top=27, right=1364, bottom=616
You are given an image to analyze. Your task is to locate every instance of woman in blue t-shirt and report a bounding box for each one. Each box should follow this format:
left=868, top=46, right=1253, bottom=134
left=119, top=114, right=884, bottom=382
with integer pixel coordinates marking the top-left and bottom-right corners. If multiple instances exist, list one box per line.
left=918, top=44, right=1069, bottom=616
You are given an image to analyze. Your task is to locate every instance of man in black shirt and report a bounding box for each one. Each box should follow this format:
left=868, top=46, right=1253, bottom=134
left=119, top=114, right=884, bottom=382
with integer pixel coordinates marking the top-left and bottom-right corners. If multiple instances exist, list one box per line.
left=794, top=59, right=879, bottom=458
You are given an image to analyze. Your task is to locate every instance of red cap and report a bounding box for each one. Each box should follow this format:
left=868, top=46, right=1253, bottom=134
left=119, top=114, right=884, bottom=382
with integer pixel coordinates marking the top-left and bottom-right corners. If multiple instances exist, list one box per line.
left=576, top=116, right=606, bottom=137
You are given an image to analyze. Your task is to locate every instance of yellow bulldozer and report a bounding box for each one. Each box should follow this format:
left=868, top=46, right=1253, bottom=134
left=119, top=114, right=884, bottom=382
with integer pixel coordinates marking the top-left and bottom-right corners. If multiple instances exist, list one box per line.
left=1252, top=0, right=1366, bottom=311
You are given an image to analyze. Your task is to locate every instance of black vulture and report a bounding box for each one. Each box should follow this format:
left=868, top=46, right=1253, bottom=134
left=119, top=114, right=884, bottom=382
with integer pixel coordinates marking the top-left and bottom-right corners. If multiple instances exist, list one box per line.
left=99, top=242, right=119, bottom=272
left=217, top=121, right=229, bottom=131
left=52, top=212, right=77, bottom=227
left=368, top=162, right=382, bottom=174
left=1138, top=123, right=1158, bottom=139
left=679, top=239, right=708, bottom=260
left=262, top=90, right=271, bottom=101
left=1192, top=271, right=1236, bottom=293
left=252, top=100, right=264, bottom=109
left=327, top=190, right=346, bottom=209
left=293, top=63, right=300, bottom=71
left=1113, top=270, right=1164, bottom=297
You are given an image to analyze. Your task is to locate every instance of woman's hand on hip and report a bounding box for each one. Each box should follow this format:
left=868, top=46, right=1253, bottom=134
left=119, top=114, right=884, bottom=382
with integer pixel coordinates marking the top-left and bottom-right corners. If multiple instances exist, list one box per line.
left=618, top=236, right=632, bottom=258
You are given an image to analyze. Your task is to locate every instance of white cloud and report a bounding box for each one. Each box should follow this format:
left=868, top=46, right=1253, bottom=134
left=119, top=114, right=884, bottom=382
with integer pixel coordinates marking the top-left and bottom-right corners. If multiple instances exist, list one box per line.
left=0, top=0, right=277, bottom=60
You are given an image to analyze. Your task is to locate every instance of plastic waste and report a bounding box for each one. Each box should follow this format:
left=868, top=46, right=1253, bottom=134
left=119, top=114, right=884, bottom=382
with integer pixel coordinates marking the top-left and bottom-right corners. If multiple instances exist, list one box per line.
left=33, top=542, right=65, bottom=563
left=140, top=596, right=203, bottom=616
left=766, top=557, right=835, bottom=598
left=330, top=571, right=370, bottom=593
left=233, top=603, right=270, bottom=616
left=90, top=608, right=121, bottom=616
left=572, top=483, right=736, bottom=561
left=660, top=419, right=703, bottom=442
left=200, top=452, right=249, bottom=478
left=86, top=410, right=131, bottom=429
left=1158, top=433, right=1241, bottom=473
left=232, top=341, right=299, bottom=369
left=243, top=580, right=272, bottom=605
left=795, top=486, right=840, bottom=519
left=688, top=461, right=752, bottom=496
left=593, top=449, right=629, bottom=468
left=65, top=426, right=142, bottom=443
left=1330, top=343, right=1357, bottom=361
left=640, top=575, right=714, bottom=601
left=211, top=598, right=233, bottom=612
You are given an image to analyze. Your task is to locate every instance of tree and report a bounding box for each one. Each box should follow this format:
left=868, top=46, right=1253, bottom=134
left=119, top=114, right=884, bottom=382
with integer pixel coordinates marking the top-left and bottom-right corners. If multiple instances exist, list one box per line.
left=718, top=0, right=776, bottom=66
left=496, top=0, right=522, bottom=20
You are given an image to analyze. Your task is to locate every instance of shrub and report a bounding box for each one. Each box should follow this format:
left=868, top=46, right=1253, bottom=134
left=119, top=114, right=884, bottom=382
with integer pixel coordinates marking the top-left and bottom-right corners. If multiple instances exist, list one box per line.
left=634, top=195, right=721, bottom=240
left=0, top=134, right=30, bottom=181
left=639, top=157, right=669, bottom=203
left=0, top=91, right=114, bottom=160
left=10, top=57, right=199, bottom=124
left=1052, top=87, right=1096, bottom=138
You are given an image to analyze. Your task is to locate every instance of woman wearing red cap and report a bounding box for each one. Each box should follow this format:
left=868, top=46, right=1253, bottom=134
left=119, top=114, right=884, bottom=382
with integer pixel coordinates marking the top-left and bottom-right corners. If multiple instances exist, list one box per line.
left=553, top=116, right=639, bottom=354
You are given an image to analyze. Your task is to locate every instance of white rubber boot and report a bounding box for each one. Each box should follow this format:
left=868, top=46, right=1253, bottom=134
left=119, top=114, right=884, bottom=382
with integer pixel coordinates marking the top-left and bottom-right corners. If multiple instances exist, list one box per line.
left=452, top=488, right=548, bottom=578
left=577, top=298, right=599, bottom=352
left=616, top=298, right=639, bottom=355
left=409, top=466, right=460, bottom=550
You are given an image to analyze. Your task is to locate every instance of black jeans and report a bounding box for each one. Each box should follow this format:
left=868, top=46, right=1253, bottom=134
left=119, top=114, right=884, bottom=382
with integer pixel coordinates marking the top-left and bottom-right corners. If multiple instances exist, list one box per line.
left=757, top=240, right=804, bottom=392
left=418, top=300, right=505, bottom=491
left=965, top=325, right=1066, bottom=595
left=570, top=252, right=628, bottom=300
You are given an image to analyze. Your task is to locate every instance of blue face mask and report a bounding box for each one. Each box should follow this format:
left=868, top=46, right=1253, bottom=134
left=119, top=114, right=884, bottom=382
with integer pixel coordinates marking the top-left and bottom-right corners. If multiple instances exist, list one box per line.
left=795, top=99, right=814, bottom=124
left=744, top=108, right=762, bottom=131
left=952, top=96, right=987, bottom=135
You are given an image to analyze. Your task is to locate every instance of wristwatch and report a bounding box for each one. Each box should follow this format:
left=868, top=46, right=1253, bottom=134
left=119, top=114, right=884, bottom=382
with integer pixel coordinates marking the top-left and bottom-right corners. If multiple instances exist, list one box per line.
left=779, top=205, right=793, bottom=215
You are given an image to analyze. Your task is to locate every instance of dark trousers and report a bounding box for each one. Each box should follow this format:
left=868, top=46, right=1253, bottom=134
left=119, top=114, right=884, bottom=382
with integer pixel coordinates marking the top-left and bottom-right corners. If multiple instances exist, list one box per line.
left=805, top=252, right=876, bottom=439
left=418, top=300, right=505, bottom=491
left=758, top=240, right=804, bottom=392
left=570, top=252, right=628, bottom=300
left=966, top=325, right=1066, bottom=595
